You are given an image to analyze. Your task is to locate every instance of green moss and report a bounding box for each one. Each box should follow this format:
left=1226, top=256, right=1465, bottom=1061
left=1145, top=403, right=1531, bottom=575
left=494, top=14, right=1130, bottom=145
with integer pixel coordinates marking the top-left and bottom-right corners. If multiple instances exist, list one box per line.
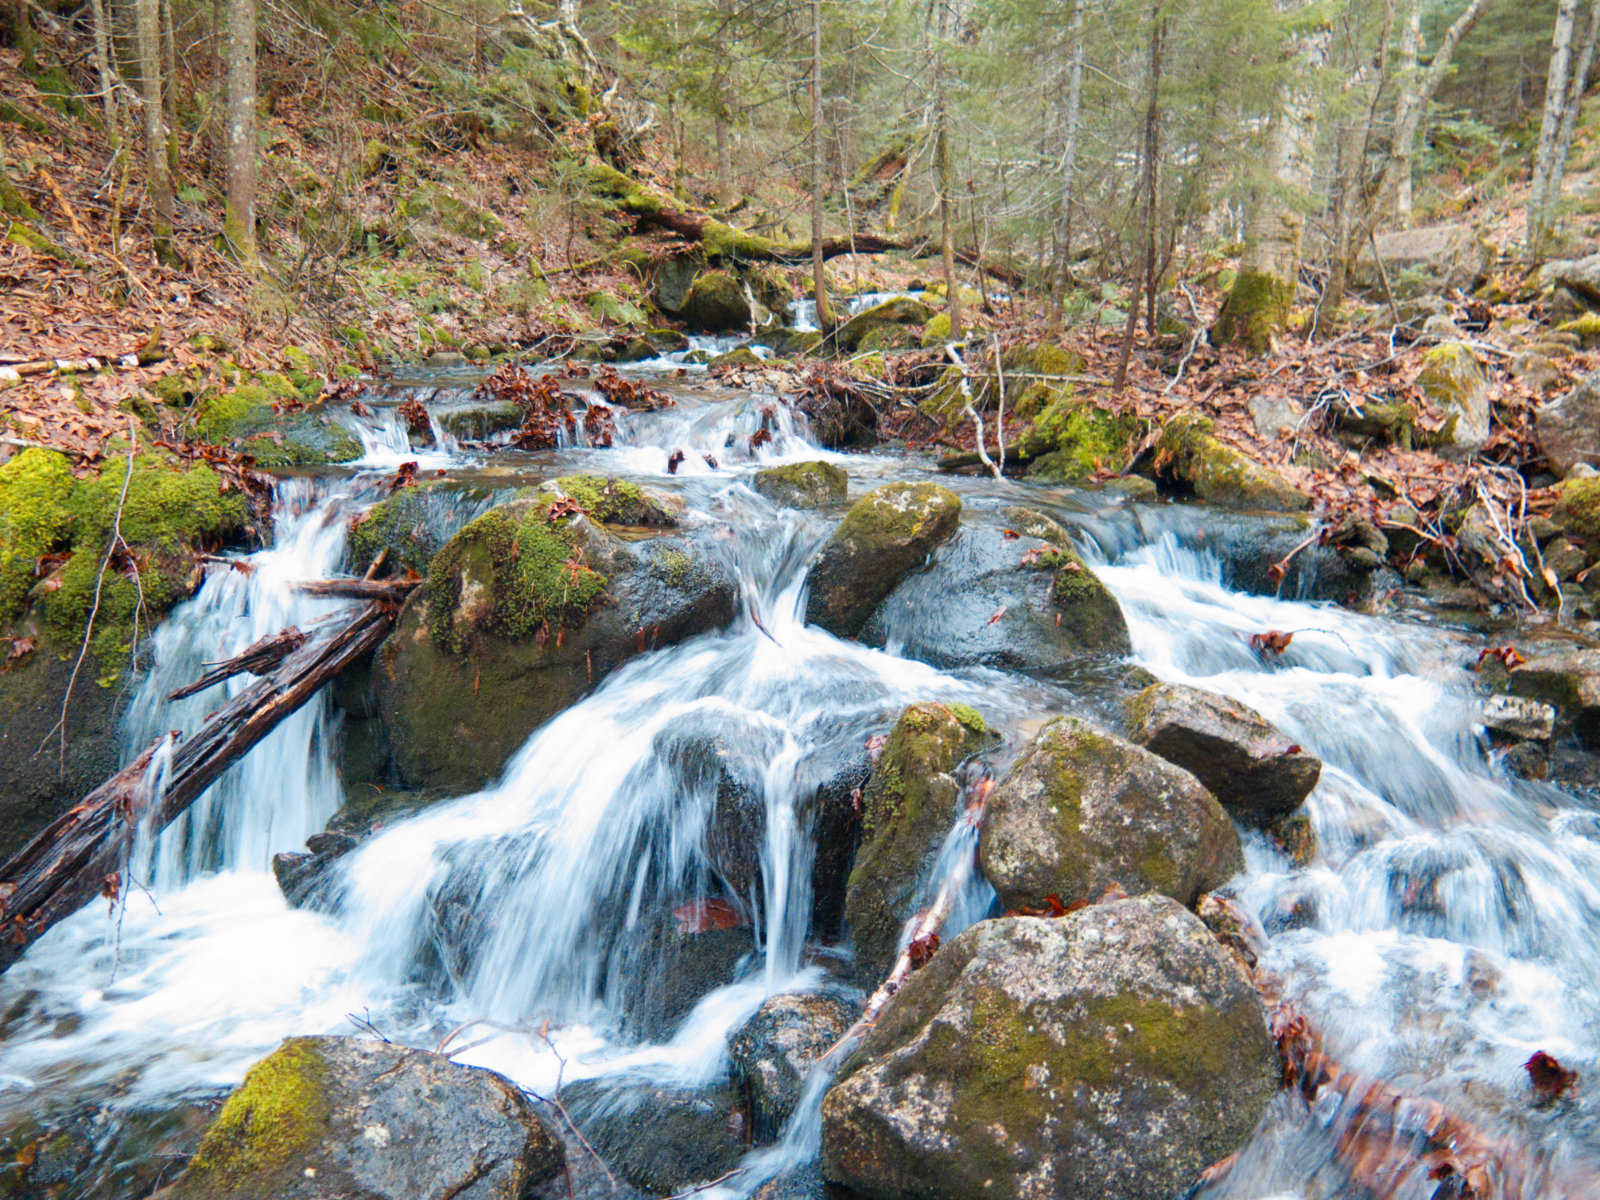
left=1556, top=477, right=1600, bottom=546
left=709, top=346, right=763, bottom=367
left=701, top=219, right=792, bottom=259
left=655, top=548, right=692, bottom=589
left=0, top=449, right=75, bottom=625
left=184, top=1038, right=331, bottom=1188
left=920, top=312, right=952, bottom=348
left=196, top=384, right=361, bottom=466
left=1557, top=313, right=1600, bottom=347
left=1155, top=412, right=1309, bottom=511
left=834, top=482, right=961, bottom=559
left=547, top=475, right=670, bottom=526
left=1211, top=267, right=1293, bottom=355
left=946, top=702, right=987, bottom=734
left=1018, top=392, right=1142, bottom=482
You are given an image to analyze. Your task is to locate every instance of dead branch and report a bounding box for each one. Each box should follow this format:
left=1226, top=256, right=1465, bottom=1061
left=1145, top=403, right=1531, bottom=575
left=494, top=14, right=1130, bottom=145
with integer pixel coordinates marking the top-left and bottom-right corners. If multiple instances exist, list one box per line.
left=167, top=626, right=310, bottom=699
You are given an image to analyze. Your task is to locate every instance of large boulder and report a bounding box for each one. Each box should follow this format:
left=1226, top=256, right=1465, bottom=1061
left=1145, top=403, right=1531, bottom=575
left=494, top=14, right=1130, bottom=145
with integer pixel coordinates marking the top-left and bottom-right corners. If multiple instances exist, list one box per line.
left=1536, top=373, right=1600, bottom=478
left=805, top=483, right=962, bottom=638
left=1416, top=342, right=1490, bottom=458
left=820, top=897, right=1280, bottom=1200
left=753, top=461, right=849, bottom=509
left=1151, top=413, right=1310, bottom=511
left=375, top=478, right=736, bottom=791
left=846, top=703, right=996, bottom=983
left=604, top=908, right=757, bottom=1041
left=860, top=507, right=1129, bottom=670
left=1125, top=682, right=1321, bottom=828
left=834, top=297, right=935, bottom=354
left=1509, top=649, right=1600, bottom=746
left=730, top=987, right=864, bottom=1140
left=561, top=1077, right=747, bottom=1195
left=348, top=481, right=489, bottom=577
left=1541, top=251, right=1600, bottom=310
left=1351, top=223, right=1493, bottom=297
left=979, top=717, right=1242, bottom=914
left=681, top=270, right=753, bottom=332
left=165, top=1036, right=563, bottom=1200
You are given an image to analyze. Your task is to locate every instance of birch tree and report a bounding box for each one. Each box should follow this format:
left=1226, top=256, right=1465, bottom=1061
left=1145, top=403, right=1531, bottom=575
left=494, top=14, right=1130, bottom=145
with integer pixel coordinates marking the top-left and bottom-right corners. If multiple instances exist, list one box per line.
left=1392, top=0, right=1423, bottom=224
left=224, top=0, right=257, bottom=263
left=1529, top=0, right=1600, bottom=255
left=1213, top=2, right=1328, bottom=353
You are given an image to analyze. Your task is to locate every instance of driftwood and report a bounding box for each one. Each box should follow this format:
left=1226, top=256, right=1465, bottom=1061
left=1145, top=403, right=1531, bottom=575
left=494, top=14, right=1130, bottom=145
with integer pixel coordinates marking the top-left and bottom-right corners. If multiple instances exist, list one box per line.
left=0, top=581, right=416, bottom=975
left=167, top=626, right=309, bottom=700
left=293, top=577, right=418, bottom=602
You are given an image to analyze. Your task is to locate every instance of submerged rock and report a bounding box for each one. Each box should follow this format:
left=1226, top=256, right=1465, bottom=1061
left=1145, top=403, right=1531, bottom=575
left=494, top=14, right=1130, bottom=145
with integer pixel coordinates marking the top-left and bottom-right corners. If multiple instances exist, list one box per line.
left=979, top=716, right=1241, bottom=913
left=753, top=460, right=848, bottom=509
left=820, top=897, right=1279, bottom=1200
left=606, top=911, right=757, bottom=1042
left=729, top=987, right=864, bottom=1140
left=562, top=1076, right=747, bottom=1195
left=376, top=478, right=736, bottom=791
left=805, top=482, right=962, bottom=638
left=1125, top=682, right=1321, bottom=827
left=166, top=1036, right=563, bottom=1199
left=845, top=702, right=996, bottom=983
left=861, top=507, right=1129, bottom=670
left=1152, top=412, right=1310, bottom=511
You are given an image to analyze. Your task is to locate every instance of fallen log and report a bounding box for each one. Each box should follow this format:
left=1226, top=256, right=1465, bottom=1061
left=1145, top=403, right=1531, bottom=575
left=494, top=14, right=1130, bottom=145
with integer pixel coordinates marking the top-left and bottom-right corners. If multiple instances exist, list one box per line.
left=167, top=626, right=309, bottom=700
left=0, top=596, right=404, bottom=974
left=293, top=577, right=419, bottom=602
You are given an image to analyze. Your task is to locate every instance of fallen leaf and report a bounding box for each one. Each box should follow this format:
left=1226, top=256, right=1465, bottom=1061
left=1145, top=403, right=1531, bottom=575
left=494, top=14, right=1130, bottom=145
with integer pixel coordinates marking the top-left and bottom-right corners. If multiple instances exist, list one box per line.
left=1526, top=1051, right=1577, bottom=1103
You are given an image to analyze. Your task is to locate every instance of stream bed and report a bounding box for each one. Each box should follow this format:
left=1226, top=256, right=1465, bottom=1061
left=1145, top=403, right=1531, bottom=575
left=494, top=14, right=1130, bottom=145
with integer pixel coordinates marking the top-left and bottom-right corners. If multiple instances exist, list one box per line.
left=1, top=358, right=1597, bottom=1199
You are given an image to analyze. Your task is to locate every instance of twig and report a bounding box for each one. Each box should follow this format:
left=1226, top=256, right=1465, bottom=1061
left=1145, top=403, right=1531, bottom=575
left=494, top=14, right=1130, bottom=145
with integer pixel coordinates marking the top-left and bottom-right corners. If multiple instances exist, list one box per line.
left=992, top=336, right=1007, bottom=473
left=663, top=1168, right=746, bottom=1199
left=945, top=344, right=1000, bottom=480
left=1164, top=280, right=1205, bottom=394
left=1367, top=228, right=1401, bottom=328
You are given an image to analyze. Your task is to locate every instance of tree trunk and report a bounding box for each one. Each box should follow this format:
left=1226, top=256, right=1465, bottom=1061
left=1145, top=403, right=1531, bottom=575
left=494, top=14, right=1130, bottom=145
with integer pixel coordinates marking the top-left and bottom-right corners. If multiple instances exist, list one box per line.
left=135, top=0, right=175, bottom=260
left=714, top=77, right=734, bottom=208
left=1115, top=5, right=1163, bottom=391
left=224, top=0, right=257, bottom=263
left=1548, top=0, right=1600, bottom=244
left=1531, top=0, right=1581, bottom=256
left=1045, top=0, right=1086, bottom=339
left=934, top=0, right=962, bottom=339
left=810, top=0, right=834, bottom=328
left=1214, top=2, right=1329, bottom=354
left=160, top=0, right=180, bottom=186
left=89, top=0, right=116, bottom=127
left=1393, top=0, right=1422, bottom=224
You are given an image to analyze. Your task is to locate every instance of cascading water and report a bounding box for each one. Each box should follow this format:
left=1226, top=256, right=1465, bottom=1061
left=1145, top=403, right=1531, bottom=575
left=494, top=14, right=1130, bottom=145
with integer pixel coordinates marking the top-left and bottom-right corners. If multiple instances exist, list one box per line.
left=2, top=360, right=1598, bottom=1198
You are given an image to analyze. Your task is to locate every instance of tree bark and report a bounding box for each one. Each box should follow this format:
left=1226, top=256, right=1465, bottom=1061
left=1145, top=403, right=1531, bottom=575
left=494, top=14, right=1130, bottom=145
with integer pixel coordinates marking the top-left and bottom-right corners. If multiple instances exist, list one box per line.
left=1214, top=2, right=1329, bottom=354
left=934, top=0, right=962, bottom=339
left=89, top=0, right=116, bottom=127
left=1045, top=0, right=1086, bottom=339
left=135, top=0, right=175, bottom=260
left=810, top=0, right=834, bottom=328
left=1531, top=0, right=1581, bottom=256
left=1115, top=6, right=1163, bottom=390
left=1548, top=0, right=1600, bottom=242
left=160, top=0, right=181, bottom=186
left=224, top=0, right=257, bottom=263
left=1393, top=0, right=1422, bottom=224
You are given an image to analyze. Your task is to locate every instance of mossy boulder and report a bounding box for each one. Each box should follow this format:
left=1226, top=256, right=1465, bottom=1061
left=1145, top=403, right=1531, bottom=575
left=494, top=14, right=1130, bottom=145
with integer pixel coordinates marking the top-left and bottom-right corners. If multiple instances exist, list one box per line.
left=1416, top=342, right=1490, bottom=457
left=1537, top=373, right=1600, bottom=478
left=979, top=716, right=1242, bottom=913
left=820, top=897, right=1279, bottom=1200
left=1153, top=412, right=1310, bottom=511
left=434, top=399, right=523, bottom=441
left=920, top=312, right=952, bottom=348
left=1126, top=682, right=1321, bottom=828
left=197, top=386, right=363, bottom=467
left=347, top=482, right=492, bottom=578
left=805, top=483, right=962, bottom=638
left=166, top=1036, right=562, bottom=1200
left=709, top=345, right=764, bottom=368
left=860, top=507, right=1129, bottom=670
left=845, top=702, right=997, bottom=982
left=375, top=484, right=734, bottom=790
left=834, top=297, right=934, bottom=354
left=730, top=988, right=864, bottom=1141
left=1015, top=390, right=1145, bottom=482
left=1555, top=476, right=1600, bottom=548
left=561, top=1077, right=746, bottom=1196
left=681, top=270, right=752, bottom=332
left=753, top=461, right=848, bottom=509
left=1330, top=394, right=1417, bottom=449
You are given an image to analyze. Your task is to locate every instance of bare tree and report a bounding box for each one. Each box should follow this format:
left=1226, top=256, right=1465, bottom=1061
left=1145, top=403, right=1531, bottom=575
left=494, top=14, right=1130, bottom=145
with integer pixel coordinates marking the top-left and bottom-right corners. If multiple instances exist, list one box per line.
left=135, top=0, right=176, bottom=260
left=224, top=0, right=257, bottom=263
left=1392, top=0, right=1423, bottom=224
left=1530, top=0, right=1600, bottom=254
left=933, top=0, right=961, bottom=339
left=810, top=0, right=834, bottom=327
left=1044, top=0, right=1086, bottom=339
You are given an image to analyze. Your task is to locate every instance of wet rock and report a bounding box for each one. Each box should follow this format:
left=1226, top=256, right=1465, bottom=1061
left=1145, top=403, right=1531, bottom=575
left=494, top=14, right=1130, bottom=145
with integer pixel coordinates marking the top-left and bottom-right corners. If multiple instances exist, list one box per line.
left=1481, top=694, right=1556, bottom=741
left=681, top=271, right=752, bottom=332
left=753, top=461, right=848, bottom=509
left=1353, top=223, right=1493, bottom=297
left=833, top=297, right=934, bottom=354
left=1508, top=649, right=1600, bottom=746
left=561, top=1077, right=747, bottom=1195
left=1125, top=682, right=1321, bottom=827
left=197, top=386, right=363, bottom=467
left=272, top=831, right=360, bottom=908
left=1537, top=373, right=1600, bottom=478
left=1152, top=412, right=1310, bottom=511
left=348, top=481, right=489, bottom=578
left=376, top=479, right=736, bottom=791
left=845, top=702, right=997, bottom=983
left=979, top=716, right=1242, bottom=913
left=805, top=483, right=962, bottom=638
left=166, top=1036, right=563, bottom=1200
left=819, top=897, right=1279, bottom=1200
left=859, top=508, right=1129, bottom=670
left=1416, top=342, right=1490, bottom=457
left=434, top=399, right=523, bottom=441
left=607, top=912, right=756, bottom=1042
left=729, top=987, right=864, bottom=1140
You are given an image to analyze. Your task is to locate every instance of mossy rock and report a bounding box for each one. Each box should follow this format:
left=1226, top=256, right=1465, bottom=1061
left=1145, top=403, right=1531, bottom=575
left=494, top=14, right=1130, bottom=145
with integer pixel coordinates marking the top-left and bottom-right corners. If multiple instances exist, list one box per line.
left=1415, top=341, right=1490, bottom=456
left=920, top=312, right=952, bottom=348
left=0, top=447, right=75, bottom=627
left=168, top=1036, right=563, bottom=1199
left=1153, top=412, right=1310, bottom=511
left=681, top=271, right=751, bottom=332
left=804, top=482, right=962, bottom=637
left=376, top=489, right=733, bottom=790
left=400, top=184, right=502, bottom=239
left=855, top=326, right=919, bottom=354
left=1555, top=312, right=1600, bottom=349
left=709, top=346, right=763, bottom=368
left=845, top=701, right=997, bottom=981
left=196, top=386, right=362, bottom=467
left=979, top=715, right=1242, bottom=912
left=587, top=290, right=649, bottom=328
left=833, top=297, right=934, bottom=354
left=821, top=897, right=1279, bottom=1200
left=1555, top=477, right=1600, bottom=547
left=753, top=461, right=848, bottom=509
left=348, top=482, right=487, bottom=578
left=1015, top=390, right=1144, bottom=483
left=543, top=474, right=677, bottom=527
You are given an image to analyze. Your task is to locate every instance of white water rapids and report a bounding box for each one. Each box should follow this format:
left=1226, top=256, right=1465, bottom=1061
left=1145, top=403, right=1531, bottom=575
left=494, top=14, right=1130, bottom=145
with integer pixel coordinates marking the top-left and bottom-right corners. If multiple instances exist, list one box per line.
left=1, top=365, right=1597, bottom=1198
